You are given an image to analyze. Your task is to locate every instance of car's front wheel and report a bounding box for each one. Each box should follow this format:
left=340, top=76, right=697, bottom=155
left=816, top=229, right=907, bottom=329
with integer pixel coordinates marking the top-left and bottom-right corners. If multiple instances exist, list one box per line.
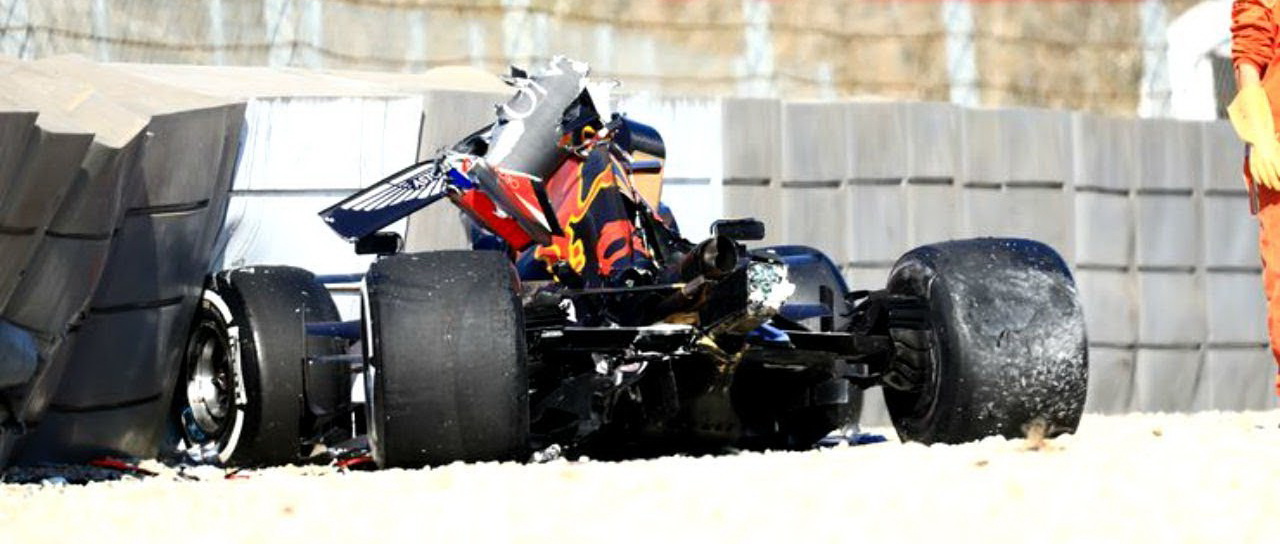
left=169, top=266, right=341, bottom=466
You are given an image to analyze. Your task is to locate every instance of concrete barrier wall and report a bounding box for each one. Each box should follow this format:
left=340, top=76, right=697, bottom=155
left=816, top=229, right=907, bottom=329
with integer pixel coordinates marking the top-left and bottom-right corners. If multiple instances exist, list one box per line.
left=686, top=98, right=1271, bottom=424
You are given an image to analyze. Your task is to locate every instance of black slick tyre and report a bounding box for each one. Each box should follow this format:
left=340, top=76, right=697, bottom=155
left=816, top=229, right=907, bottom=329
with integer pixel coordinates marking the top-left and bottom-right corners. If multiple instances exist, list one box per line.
left=363, top=250, right=529, bottom=468
left=172, top=266, right=340, bottom=466
left=884, top=238, right=1088, bottom=444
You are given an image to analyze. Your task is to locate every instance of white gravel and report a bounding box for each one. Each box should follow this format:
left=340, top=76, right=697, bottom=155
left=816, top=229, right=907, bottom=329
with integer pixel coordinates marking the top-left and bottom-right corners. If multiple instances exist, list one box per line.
left=3, top=410, right=1278, bottom=543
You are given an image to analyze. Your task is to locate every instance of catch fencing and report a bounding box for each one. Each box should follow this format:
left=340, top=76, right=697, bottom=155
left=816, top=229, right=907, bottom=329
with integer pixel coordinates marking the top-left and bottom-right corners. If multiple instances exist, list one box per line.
left=0, top=0, right=1233, bottom=117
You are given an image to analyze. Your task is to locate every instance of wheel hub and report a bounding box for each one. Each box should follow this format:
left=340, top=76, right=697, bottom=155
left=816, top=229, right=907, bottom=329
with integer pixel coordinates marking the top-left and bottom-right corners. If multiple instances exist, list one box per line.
left=183, top=318, right=234, bottom=443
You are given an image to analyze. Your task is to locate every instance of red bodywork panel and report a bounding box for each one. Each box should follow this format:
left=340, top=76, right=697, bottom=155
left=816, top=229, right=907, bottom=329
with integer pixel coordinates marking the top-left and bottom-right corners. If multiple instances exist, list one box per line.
left=451, top=188, right=535, bottom=251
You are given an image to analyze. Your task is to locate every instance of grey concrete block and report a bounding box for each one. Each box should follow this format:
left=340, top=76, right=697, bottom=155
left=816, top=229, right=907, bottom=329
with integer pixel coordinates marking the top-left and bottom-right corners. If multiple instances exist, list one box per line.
left=1072, top=113, right=1138, bottom=191
left=846, top=102, right=907, bottom=180
left=1084, top=347, right=1135, bottom=414
left=1005, top=186, right=1071, bottom=255
left=961, top=185, right=1070, bottom=255
left=960, top=108, right=1007, bottom=184
left=3, top=236, right=112, bottom=336
left=1202, top=194, right=1258, bottom=269
left=13, top=396, right=168, bottom=464
left=1139, top=119, right=1204, bottom=190
left=88, top=208, right=212, bottom=309
left=1074, top=269, right=1137, bottom=346
left=1132, top=349, right=1202, bottom=413
left=1202, top=121, right=1245, bottom=192
left=781, top=101, right=847, bottom=183
left=846, top=183, right=906, bottom=265
left=1194, top=348, right=1274, bottom=411
left=842, top=265, right=893, bottom=291
left=781, top=185, right=846, bottom=263
left=724, top=184, right=785, bottom=247
left=231, top=96, right=418, bottom=191
left=722, top=97, right=780, bottom=182
left=906, top=183, right=958, bottom=245
left=220, top=194, right=385, bottom=276
left=1137, top=271, right=1206, bottom=346
left=615, top=95, right=722, bottom=185
left=418, top=89, right=509, bottom=160
left=857, top=386, right=892, bottom=428
left=660, top=184, right=723, bottom=242
left=330, top=290, right=363, bottom=322
left=404, top=203, right=473, bottom=252
left=1204, top=272, right=1268, bottom=346
left=1074, top=192, right=1132, bottom=268
left=1135, top=194, right=1201, bottom=268
left=959, top=185, right=1009, bottom=237
left=903, top=102, right=959, bottom=179
left=1005, top=108, right=1073, bottom=184
left=52, top=302, right=192, bottom=409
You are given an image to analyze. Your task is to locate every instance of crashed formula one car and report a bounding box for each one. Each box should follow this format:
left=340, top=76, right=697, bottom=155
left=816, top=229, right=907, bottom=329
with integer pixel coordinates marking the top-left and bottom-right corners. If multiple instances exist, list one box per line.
left=170, top=58, right=1089, bottom=468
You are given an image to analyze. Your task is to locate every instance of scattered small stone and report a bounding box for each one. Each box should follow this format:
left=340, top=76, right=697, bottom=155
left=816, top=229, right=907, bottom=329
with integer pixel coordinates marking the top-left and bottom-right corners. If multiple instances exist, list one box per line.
left=531, top=444, right=563, bottom=463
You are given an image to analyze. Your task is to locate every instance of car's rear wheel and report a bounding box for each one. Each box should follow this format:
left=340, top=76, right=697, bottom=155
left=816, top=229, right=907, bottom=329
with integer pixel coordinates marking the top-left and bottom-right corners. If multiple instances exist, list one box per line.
left=171, top=266, right=341, bottom=466
left=883, top=238, right=1088, bottom=444
left=363, top=250, right=529, bottom=468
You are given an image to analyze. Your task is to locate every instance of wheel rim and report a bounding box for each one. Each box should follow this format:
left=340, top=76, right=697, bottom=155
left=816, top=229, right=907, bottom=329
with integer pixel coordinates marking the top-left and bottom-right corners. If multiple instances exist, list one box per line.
left=181, top=303, right=235, bottom=447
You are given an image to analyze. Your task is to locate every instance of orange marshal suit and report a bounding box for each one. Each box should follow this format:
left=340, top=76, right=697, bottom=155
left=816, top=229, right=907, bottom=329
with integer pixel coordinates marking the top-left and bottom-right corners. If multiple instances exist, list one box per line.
left=1233, top=0, right=1280, bottom=395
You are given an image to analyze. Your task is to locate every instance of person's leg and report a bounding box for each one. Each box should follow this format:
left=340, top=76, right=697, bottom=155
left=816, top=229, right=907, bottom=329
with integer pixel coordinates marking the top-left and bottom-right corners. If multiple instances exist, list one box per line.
left=1256, top=181, right=1280, bottom=396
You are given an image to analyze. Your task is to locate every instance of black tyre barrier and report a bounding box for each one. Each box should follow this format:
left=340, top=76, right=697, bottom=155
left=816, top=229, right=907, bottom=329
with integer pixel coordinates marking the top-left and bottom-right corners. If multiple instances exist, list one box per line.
left=0, top=124, right=88, bottom=309
left=0, top=58, right=245, bottom=467
left=3, top=236, right=114, bottom=335
left=50, top=302, right=193, bottom=409
left=1, top=135, right=143, bottom=338
left=89, top=208, right=213, bottom=308
left=13, top=396, right=170, bottom=465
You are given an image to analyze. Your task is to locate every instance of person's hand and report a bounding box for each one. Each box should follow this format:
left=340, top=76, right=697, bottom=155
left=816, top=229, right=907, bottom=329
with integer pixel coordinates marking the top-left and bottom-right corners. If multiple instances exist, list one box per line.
left=1229, top=83, right=1280, bottom=189
left=1251, top=137, right=1280, bottom=191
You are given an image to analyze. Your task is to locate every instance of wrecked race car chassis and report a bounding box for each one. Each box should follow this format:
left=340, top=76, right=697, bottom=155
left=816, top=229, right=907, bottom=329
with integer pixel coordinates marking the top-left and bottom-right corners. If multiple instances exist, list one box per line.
left=169, top=57, right=1089, bottom=469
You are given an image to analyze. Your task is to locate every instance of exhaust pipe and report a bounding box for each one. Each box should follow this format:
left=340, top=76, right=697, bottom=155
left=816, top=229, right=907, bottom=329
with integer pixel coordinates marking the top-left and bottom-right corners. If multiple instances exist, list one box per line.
left=678, top=235, right=739, bottom=281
